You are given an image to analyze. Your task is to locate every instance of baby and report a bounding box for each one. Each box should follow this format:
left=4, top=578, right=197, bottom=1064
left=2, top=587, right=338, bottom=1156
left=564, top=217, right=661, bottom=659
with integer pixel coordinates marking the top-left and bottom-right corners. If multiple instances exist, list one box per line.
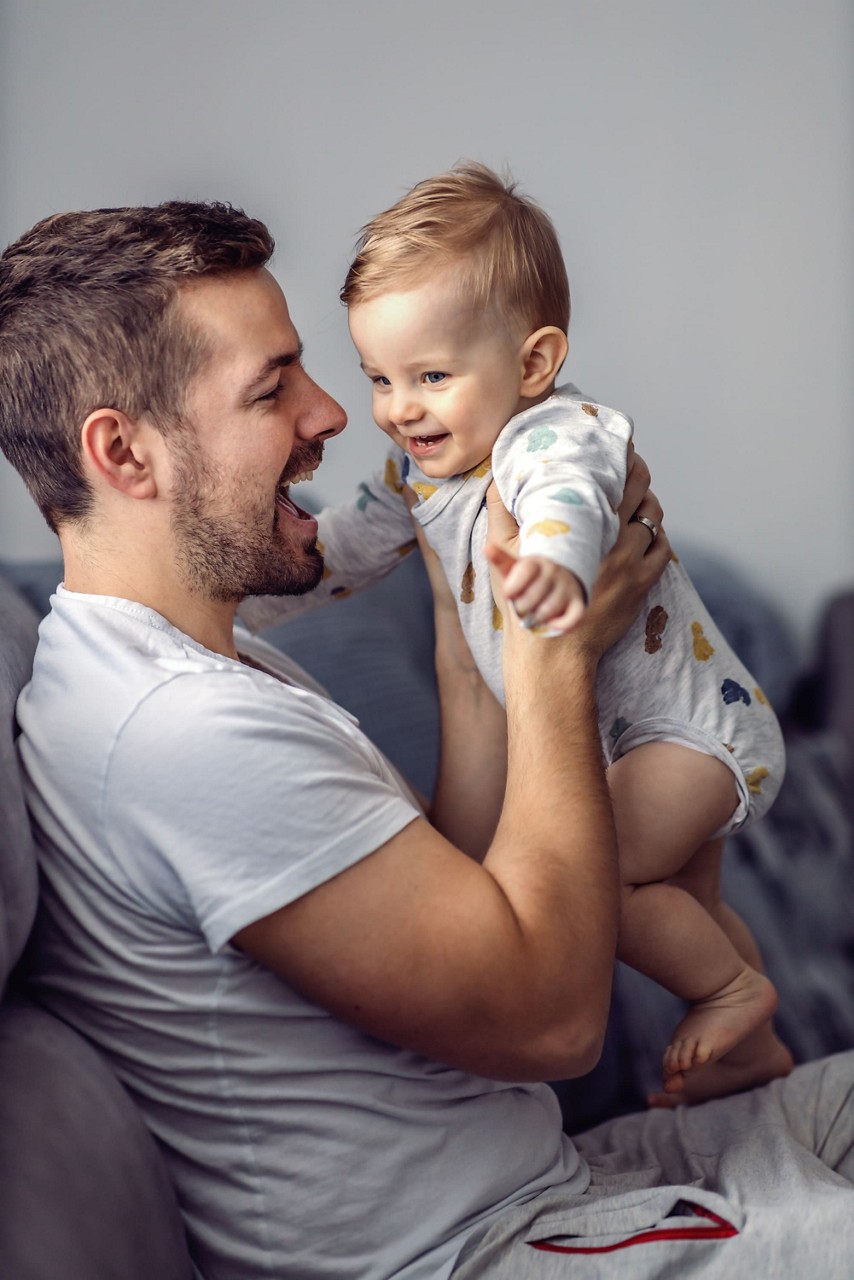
left=245, top=163, right=792, bottom=1102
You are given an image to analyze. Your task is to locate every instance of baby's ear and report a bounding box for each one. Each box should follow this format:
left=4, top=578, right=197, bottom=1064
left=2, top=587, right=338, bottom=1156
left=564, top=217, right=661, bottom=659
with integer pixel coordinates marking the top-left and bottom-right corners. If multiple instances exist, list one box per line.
left=519, top=327, right=569, bottom=398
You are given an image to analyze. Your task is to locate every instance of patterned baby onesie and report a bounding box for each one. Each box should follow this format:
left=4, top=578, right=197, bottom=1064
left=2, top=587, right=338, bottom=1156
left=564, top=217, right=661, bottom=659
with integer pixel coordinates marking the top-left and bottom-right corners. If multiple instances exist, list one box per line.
left=241, top=384, right=785, bottom=833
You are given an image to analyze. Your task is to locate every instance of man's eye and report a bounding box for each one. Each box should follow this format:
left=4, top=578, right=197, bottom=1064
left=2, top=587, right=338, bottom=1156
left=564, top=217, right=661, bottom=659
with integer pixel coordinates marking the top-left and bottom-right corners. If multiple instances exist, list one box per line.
left=424, top=371, right=447, bottom=385
left=258, top=384, right=283, bottom=402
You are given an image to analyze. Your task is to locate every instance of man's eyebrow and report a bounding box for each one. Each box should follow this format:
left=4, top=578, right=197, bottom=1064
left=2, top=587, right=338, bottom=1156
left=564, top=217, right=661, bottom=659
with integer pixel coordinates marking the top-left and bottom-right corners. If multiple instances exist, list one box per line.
left=243, top=344, right=305, bottom=399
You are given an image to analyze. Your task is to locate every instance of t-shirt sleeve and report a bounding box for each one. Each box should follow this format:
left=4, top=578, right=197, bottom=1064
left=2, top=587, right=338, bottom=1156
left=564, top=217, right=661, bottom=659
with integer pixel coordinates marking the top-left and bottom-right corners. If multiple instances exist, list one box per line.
left=101, top=669, right=421, bottom=952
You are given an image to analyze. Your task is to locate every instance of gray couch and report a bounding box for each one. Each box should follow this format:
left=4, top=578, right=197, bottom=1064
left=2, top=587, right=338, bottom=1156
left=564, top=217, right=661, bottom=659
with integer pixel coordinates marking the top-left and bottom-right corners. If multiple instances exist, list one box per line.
left=0, top=571, right=195, bottom=1278
left=1, top=551, right=851, bottom=1276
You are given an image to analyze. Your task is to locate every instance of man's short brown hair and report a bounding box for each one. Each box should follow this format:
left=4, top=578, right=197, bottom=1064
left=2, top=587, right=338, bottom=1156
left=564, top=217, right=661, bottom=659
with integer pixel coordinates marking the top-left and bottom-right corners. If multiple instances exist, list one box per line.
left=0, top=201, right=274, bottom=531
left=341, top=162, right=570, bottom=337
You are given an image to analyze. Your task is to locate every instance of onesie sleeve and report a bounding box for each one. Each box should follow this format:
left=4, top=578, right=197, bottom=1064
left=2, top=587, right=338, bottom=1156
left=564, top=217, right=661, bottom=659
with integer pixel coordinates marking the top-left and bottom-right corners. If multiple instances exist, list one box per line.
left=239, top=445, right=417, bottom=633
left=491, top=390, right=632, bottom=600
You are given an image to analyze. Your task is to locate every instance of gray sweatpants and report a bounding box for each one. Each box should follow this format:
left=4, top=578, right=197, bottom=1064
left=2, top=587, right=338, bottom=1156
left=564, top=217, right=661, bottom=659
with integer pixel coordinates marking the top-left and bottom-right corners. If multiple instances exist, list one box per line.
left=451, top=1052, right=854, bottom=1278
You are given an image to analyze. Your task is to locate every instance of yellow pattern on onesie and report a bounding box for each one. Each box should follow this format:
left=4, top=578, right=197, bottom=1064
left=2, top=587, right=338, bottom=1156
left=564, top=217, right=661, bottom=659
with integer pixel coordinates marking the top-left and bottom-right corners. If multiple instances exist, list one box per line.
left=384, top=458, right=403, bottom=494
left=691, top=621, right=715, bottom=661
left=529, top=519, right=571, bottom=538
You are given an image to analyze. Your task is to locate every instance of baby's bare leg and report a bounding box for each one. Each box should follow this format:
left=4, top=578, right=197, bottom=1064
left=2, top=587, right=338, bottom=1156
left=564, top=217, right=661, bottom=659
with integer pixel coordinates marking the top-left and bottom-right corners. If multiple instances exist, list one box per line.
left=648, top=839, right=793, bottom=1105
left=609, top=742, right=780, bottom=1094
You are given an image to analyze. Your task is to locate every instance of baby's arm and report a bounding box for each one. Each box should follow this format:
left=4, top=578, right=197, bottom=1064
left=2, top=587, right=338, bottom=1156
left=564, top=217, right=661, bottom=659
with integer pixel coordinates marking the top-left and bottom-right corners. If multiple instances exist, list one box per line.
left=491, top=389, right=633, bottom=629
left=239, top=448, right=415, bottom=634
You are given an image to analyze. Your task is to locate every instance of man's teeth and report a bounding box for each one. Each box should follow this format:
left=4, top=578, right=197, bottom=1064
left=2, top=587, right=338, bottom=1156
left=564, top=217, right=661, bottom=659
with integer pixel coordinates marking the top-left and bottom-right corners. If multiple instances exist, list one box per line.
left=289, top=470, right=315, bottom=485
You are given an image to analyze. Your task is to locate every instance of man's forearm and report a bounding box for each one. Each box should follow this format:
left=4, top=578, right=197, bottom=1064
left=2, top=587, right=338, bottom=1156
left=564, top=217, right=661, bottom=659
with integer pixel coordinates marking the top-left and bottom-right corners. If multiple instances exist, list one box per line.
left=479, top=622, right=621, bottom=1076
left=430, top=617, right=508, bottom=860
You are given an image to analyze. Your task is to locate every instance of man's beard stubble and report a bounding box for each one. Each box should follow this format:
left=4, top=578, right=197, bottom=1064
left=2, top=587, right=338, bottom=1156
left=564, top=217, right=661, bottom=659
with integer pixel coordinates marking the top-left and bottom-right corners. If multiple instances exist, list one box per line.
left=169, top=444, right=324, bottom=604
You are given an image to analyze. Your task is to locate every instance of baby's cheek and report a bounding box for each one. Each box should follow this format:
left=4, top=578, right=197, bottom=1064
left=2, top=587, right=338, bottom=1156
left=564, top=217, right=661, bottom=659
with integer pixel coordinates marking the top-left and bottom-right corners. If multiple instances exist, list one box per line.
left=377, top=419, right=404, bottom=445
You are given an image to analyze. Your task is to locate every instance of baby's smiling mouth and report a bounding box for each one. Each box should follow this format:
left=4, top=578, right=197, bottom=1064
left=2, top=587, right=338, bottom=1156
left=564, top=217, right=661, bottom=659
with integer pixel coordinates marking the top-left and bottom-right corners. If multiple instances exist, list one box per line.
left=408, top=433, right=449, bottom=448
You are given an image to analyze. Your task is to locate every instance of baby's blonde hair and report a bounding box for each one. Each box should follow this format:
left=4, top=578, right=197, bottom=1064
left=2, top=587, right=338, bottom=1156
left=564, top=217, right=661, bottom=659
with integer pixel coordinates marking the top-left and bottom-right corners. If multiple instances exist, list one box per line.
left=340, top=162, right=570, bottom=336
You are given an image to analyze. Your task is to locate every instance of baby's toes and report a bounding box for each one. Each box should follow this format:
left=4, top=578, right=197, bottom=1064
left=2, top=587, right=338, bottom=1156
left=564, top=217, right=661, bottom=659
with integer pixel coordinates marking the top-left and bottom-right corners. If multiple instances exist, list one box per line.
left=668, top=1037, right=700, bottom=1073
left=663, top=1042, right=683, bottom=1077
left=663, top=1069, right=687, bottom=1094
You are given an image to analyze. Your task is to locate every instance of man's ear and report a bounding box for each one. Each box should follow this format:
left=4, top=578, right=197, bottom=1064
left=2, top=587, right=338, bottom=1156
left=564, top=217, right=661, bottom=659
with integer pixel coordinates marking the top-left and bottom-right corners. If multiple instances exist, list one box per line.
left=80, top=408, right=160, bottom=501
left=519, top=327, right=569, bottom=399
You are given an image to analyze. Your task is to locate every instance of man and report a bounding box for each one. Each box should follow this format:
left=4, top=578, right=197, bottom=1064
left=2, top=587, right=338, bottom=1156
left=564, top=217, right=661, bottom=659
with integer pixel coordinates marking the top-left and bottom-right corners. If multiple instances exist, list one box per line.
left=1, top=202, right=851, bottom=1280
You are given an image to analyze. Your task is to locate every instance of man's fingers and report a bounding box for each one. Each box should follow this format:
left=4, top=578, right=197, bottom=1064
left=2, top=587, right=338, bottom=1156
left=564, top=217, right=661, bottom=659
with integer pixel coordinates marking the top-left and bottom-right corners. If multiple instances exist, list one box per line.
left=484, top=482, right=523, bottom=606
left=643, top=525, right=672, bottom=572
left=485, top=481, right=519, bottom=548
left=618, top=450, right=652, bottom=524
left=625, top=497, right=665, bottom=560
left=484, top=541, right=517, bottom=579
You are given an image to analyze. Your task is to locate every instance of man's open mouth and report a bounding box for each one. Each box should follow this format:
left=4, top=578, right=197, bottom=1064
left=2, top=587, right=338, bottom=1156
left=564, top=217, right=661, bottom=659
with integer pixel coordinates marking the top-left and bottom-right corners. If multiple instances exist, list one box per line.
left=275, top=470, right=316, bottom=521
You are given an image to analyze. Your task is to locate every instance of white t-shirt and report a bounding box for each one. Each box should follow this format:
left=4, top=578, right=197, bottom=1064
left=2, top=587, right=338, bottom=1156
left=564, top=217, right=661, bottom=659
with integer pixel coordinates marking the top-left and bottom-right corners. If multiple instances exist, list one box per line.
left=18, top=588, right=586, bottom=1280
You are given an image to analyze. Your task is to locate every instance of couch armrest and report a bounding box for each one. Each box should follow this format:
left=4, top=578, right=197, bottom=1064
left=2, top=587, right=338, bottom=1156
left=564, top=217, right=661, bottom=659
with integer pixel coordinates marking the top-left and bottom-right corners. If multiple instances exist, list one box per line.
left=0, top=1002, right=194, bottom=1280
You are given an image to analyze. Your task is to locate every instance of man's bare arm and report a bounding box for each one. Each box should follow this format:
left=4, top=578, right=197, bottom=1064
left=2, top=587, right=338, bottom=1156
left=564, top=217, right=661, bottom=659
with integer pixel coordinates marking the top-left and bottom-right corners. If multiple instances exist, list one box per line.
left=399, top=489, right=508, bottom=860
left=234, top=455, right=670, bottom=1083
left=233, top=638, right=612, bottom=1084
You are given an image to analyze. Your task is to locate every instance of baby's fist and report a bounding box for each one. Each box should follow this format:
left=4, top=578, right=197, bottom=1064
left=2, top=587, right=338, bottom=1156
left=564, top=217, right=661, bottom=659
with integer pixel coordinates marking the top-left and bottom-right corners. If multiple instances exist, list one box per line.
left=502, top=555, right=587, bottom=634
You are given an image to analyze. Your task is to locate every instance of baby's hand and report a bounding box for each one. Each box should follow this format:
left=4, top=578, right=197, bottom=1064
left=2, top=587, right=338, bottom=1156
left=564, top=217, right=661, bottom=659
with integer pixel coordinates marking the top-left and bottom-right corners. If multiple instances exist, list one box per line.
left=501, top=555, right=587, bottom=633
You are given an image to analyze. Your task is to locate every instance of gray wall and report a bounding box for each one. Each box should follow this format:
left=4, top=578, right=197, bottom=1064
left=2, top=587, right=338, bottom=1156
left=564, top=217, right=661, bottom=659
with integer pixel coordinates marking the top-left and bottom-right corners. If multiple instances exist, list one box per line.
left=1, top=0, right=852, bottom=653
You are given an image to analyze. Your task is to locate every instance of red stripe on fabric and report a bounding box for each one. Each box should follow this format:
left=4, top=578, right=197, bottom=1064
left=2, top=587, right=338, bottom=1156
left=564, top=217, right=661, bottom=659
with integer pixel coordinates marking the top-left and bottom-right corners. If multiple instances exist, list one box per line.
left=527, top=1205, right=738, bottom=1255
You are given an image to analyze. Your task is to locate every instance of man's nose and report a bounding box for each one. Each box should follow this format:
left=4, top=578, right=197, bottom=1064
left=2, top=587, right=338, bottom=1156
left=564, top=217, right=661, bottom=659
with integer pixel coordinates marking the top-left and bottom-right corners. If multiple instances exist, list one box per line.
left=299, top=377, right=347, bottom=441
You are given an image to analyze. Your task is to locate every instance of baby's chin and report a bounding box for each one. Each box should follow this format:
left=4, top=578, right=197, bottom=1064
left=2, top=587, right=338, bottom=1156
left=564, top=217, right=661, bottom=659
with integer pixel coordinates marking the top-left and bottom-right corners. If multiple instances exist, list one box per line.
left=412, top=444, right=488, bottom=481
left=420, top=453, right=492, bottom=482
left=415, top=458, right=458, bottom=480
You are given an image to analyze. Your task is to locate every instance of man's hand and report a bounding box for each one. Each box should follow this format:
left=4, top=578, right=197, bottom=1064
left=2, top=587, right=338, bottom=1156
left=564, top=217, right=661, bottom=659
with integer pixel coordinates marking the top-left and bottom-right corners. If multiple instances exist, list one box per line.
left=585, top=447, right=670, bottom=654
left=486, top=447, right=670, bottom=658
left=501, top=555, right=587, bottom=633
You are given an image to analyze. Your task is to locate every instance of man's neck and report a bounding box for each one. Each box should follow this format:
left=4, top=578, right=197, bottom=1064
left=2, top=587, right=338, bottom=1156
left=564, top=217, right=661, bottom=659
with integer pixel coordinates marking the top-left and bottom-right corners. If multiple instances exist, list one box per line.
left=61, top=538, right=240, bottom=659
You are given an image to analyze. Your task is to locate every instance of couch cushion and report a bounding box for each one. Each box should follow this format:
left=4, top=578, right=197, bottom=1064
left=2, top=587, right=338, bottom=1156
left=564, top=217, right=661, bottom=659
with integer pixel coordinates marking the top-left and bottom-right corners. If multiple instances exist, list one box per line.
left=0, top=573, right=41, bottom=990
left=262, top=547, right=441, bottom=798
left=0, top=1002, right=194, bottom=1279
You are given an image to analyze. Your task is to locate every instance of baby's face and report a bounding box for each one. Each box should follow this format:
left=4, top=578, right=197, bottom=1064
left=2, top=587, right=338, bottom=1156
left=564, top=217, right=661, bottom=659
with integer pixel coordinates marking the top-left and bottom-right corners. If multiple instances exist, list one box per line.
left=348, top=271, right=527, bottom=478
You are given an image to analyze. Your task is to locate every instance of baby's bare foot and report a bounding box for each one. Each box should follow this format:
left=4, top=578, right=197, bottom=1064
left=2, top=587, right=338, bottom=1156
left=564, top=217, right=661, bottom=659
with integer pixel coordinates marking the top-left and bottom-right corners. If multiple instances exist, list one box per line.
left=661, top=967, right=778, bottom=1093
left=648, top=1032, right=793, bottom=1108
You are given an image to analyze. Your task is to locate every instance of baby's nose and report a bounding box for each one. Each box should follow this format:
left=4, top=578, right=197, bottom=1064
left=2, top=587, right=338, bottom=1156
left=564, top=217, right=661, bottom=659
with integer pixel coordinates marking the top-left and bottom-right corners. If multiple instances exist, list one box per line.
left=391, top=392, right=424, bottom=426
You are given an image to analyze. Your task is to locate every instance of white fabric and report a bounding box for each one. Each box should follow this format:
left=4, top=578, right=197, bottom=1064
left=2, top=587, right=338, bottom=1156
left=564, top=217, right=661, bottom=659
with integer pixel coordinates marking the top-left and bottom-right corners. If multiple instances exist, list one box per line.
left=244, top=385, right=785, bottom=834
left=451, top=1052, right=854, bottom=1278
left=19, top=588, right=585, bottom=1280
left=491, top=383, right=629, bottom=597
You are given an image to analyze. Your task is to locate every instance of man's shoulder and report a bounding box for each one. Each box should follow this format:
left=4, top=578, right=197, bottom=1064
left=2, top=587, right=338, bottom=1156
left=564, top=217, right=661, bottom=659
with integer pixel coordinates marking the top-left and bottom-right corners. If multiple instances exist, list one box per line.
left=30, top=590, right=215, bottom=714
left=24, top=592, right=335, bottom=764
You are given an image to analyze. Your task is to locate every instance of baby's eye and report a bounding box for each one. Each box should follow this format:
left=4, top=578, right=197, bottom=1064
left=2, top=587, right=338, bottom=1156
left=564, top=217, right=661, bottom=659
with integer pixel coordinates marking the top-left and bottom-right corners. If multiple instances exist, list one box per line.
left=423, top=371, right=447, bottom=385
left=371, top=375, right=391, bottom=387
